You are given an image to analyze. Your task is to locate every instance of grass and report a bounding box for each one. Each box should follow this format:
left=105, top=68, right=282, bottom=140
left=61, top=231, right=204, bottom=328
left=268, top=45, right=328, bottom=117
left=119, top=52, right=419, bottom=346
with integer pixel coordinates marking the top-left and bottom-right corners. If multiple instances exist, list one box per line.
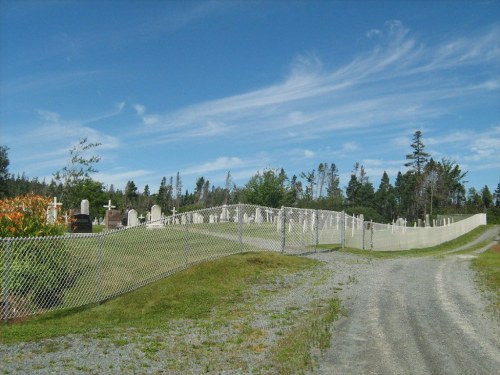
left=0, top=251, right=318, bottom=343
left=270, top=298, right=343, bottom=374
left=313, top=225, right=494, bottom=259
left=471, top=243, right=500, bottom=316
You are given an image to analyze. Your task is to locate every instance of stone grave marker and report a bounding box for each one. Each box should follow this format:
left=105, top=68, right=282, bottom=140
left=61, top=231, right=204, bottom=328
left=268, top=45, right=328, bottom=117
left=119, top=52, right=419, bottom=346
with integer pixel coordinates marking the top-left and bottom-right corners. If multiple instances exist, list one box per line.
left=81, top=199, right=90, bottom=216
left=128, top=209, right=139, bottom=227
left=71, top=213, right=92, bottom=233
left=105, top=209, right=121, bottom=230
left=147, top=205, right=164, bottom=228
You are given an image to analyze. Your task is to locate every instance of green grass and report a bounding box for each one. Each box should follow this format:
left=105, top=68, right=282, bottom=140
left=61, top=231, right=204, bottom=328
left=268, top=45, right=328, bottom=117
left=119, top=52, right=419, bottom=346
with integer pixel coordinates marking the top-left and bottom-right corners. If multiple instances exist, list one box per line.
left=0, top=251, right=318, bottom=343
left=314, top=225, right=494, bottom=259
left=270, top=298, right=343, bottom=374
left=472, top=243, right=500, bottom=316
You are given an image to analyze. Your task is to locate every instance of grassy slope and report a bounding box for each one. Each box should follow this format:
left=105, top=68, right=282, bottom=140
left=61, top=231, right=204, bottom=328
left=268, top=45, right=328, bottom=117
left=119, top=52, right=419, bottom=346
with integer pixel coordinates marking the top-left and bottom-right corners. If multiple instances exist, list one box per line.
left=315, top=225, right=493, bottom=259
left=0, top=252, right=319, bottom=343
left=471, top=243, right=500, bottom=316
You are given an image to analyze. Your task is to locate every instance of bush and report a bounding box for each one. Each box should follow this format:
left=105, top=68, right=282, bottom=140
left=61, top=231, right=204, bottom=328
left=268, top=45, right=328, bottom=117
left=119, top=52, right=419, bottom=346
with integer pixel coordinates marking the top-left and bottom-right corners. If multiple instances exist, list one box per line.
left=0, top=194, right=66, bottom=238
left=1, top=194, right=74, bottom=310
left=486, top=207, right=500, bottom=225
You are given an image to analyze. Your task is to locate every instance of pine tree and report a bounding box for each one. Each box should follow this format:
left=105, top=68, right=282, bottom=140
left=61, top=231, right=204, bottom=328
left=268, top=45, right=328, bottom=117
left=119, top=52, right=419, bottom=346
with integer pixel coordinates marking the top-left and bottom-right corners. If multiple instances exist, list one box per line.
left=405, top=130, right=429, bottom=175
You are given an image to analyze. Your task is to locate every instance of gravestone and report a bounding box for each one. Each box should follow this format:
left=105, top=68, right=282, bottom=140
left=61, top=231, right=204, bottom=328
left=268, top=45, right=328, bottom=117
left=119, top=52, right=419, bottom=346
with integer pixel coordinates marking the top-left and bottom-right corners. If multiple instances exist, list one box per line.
left=71, top=213, right=92, bottom=233
left=105, top=209, right=121, bottom=230
left=255, top=208, right=263, bottom=224
left=81, top=199, right=90, bottom=216
left=151, top=205, right=162, bottom=221
left=128, top=209, right=139, bottom=227
left=146, top=205, right=164, bottom=228
left=220, top=205, right=230, bottom=222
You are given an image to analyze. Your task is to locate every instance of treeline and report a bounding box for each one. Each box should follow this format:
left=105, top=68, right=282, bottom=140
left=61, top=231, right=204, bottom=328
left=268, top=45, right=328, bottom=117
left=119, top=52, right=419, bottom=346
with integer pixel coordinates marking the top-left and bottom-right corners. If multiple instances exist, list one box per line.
left=1, top=133, right=499, bottom=224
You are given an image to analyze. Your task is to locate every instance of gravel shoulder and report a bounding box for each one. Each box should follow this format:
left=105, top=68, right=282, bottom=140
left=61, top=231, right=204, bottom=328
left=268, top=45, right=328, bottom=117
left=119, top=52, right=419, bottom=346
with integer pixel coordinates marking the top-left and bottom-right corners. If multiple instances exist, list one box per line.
left=1, top=228, right=499, bottom=374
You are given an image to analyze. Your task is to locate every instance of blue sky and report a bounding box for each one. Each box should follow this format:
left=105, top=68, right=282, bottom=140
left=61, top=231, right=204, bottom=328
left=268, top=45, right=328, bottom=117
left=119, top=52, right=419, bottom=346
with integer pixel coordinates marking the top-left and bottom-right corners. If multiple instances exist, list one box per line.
left=1, top=0, right=499, bottom=195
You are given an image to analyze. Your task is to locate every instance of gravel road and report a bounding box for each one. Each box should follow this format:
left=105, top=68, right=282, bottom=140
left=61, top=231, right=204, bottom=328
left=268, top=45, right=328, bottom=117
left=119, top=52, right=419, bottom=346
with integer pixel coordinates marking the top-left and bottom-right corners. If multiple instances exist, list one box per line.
left=1, top=228, right=498, bottom=374
left=313, top=226, right=500, bottom=375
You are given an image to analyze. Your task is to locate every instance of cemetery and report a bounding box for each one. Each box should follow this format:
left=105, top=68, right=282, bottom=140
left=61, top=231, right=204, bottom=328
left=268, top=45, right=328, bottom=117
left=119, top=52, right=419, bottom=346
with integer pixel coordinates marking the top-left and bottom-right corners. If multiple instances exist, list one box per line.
left=0, top=195, right=487, bottom=321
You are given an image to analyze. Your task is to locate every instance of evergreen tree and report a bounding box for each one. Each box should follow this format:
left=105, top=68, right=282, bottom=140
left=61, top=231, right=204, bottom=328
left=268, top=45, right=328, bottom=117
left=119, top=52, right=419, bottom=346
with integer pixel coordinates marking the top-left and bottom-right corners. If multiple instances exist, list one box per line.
left=124, top=180, right=139, bottom=208
left=494, top=182, right=500, bottom=207
left=481, top=185, right=493, bottom=209
left=375, top=171, right=397, bottom=221
left=0, top=145, right=10, bottom=198
left=405, top=130, right=429, bottom=175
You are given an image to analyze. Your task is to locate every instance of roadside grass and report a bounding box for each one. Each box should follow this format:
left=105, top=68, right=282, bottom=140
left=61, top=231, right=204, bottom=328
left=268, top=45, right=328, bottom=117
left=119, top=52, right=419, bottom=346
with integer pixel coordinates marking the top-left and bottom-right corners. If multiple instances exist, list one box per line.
left=471, top=243, right=500, bottom=316
left=0, top=251, right=318, bottom=343
left=269, top=298, right=343, bottom=374
left=313, top=225, right=493, bottom=258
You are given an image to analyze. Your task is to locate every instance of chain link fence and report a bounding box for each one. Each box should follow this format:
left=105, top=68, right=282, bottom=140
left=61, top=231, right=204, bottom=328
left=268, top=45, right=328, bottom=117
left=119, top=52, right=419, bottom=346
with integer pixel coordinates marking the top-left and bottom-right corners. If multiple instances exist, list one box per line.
left=1, top=204, right=486, bottom=321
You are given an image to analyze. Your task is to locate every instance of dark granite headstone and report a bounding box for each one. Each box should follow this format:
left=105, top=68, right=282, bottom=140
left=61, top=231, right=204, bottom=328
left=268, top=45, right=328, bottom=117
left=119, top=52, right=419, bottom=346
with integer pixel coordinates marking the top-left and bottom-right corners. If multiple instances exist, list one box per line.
left=71, top=213, right=92, bottom=233
left=105, top=209, right=122, bottom=230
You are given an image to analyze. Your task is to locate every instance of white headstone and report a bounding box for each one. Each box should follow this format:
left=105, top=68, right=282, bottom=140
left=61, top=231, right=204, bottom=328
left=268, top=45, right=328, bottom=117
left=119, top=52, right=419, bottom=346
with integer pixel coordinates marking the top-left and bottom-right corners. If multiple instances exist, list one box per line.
left=81, top=199, right=90, bottom=216
left=220, top=205, right=230, bottom=222
left=150, top=205, right=162, bottom=221
left=255, top=208, right=263, bottom=224
left=128, top=209, right=139, bottom=227
left=243, top=213, right=249, bottom=224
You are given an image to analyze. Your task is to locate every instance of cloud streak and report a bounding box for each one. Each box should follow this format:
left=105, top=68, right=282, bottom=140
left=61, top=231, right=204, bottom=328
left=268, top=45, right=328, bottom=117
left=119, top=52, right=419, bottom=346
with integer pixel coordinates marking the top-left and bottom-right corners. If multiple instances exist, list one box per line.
left=133, top=22, right=499, bottom=149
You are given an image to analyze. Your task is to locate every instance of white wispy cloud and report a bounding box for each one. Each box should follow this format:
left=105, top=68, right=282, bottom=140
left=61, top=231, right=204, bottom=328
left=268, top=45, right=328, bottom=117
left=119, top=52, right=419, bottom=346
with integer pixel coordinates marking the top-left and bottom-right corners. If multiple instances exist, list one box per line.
left=132, top=22, right=498, bottom=149
left=182, top=156, right=244, bottom=176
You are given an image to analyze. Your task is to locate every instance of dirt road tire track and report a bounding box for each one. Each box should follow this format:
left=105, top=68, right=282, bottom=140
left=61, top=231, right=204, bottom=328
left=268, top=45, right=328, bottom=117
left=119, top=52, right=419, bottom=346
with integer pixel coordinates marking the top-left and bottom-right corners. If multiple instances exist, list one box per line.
left=314, top=228, right=500, bottom=375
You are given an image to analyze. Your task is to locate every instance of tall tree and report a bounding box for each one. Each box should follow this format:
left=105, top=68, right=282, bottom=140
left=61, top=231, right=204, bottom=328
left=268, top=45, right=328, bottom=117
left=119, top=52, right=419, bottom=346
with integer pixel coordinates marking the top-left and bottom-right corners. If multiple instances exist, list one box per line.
left=0, top=145, right=9, bottom=198
left=242, top=169, right=291, bottom=208
left=124, top=180, right=139, bottom=208
left=375, top=171, right=397, bottom=221
left=300, top=169, right=316, bottom=201
left=53, top=137, right=101, bottom=206
left=405, top=130, right=429, bottom=175
left=224, top=171, right=232, bottom=204
left=175, top=172, right=182, bottom=208
left=481, top=185, right=493, bottom=209
left=326, top=163, right=343, bottom=208
left=494, top=182, right=500, bottom=208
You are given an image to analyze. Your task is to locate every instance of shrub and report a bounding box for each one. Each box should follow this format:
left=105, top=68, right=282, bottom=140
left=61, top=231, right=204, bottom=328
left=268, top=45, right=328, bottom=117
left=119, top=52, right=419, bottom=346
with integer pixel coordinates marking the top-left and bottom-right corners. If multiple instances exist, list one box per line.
left=0, top=194, right=66, bottom=238
left=1, top=194, right=74, bottom=311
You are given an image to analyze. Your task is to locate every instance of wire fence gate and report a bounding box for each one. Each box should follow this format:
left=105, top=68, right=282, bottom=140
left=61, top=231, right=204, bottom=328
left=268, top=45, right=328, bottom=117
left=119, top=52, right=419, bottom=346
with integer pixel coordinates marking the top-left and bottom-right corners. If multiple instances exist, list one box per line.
left=1, top=204, right=486, bottom=321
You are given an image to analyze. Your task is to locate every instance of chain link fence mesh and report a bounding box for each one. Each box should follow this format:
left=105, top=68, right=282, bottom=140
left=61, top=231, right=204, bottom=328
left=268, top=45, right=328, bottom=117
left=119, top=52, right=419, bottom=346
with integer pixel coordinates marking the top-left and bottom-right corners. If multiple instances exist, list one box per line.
left=1, top=204, right=486, bottom=320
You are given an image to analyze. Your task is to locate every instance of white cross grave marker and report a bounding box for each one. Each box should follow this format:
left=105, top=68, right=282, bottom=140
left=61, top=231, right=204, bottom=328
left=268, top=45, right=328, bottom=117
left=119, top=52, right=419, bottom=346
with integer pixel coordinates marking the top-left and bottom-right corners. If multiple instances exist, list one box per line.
left=103, top=200, right=116, bottom=211
left=47, top=197, right=63, bottom=223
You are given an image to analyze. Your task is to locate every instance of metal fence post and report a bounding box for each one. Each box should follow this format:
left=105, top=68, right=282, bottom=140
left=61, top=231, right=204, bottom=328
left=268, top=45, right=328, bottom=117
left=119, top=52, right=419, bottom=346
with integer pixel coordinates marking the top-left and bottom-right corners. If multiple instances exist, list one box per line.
left=280, top=206, right=285, bottom=253
left=96, top=234, right=103, bottom=303
left=3, top=239, right=11, bottom=321
left=315, top=209, right=319, bottom=251
left=184, top=213, right=189, bottom=267
left=362, top=220, right=366, bottom=250
left=238, top=204, right=243, bottom=252
left=341, top=211, right=346, bottom=248
left=370, top=220, right=374, bottom=251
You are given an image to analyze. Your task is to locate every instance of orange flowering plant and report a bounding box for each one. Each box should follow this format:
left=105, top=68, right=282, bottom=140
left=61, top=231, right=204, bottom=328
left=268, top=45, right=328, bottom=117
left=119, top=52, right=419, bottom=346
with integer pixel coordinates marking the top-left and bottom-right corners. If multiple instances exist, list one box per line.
left=0, top=194, right=66, bottom=238
left=1, top=194, right=76, bottom=310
